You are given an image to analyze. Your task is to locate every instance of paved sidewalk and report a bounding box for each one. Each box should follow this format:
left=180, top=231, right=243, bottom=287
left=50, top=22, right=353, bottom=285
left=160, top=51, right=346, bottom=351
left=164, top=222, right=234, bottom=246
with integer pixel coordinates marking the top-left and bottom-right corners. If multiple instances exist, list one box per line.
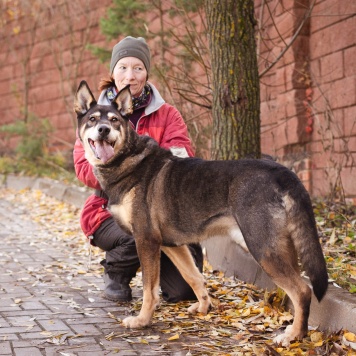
left=0, top=194, right=191, bottom=355
left=1, top=175, right=356, bottom=355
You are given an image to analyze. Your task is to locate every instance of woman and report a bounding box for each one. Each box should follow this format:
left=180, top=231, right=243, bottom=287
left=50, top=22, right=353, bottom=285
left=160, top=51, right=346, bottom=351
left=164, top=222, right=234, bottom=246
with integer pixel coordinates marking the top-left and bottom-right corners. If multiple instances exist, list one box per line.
left=73, top=36, right=203, bottom=302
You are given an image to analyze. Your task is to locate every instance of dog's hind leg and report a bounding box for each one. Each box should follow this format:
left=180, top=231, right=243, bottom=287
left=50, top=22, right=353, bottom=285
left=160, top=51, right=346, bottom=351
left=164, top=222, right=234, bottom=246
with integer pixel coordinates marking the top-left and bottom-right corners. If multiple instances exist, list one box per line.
left=122, top=240, right=161, bottom=329
left=260, top=247, right=312, bottom=347
left=236, top=205, right=311, bottom=347
left=161, top=246, right=211, bottom=314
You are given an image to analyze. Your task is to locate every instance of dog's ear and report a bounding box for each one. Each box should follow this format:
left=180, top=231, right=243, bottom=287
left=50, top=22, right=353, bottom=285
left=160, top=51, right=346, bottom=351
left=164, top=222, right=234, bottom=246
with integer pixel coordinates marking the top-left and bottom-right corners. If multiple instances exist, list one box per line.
left=112, top=85, right=133, bottom=118
left=74, top=81, right=97, bottom=115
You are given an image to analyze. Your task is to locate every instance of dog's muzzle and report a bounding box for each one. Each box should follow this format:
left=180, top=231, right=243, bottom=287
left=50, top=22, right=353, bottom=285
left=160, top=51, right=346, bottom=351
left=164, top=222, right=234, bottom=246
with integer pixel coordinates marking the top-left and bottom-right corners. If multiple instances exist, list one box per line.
left=98, top=124, right=110, bottom=137
left=88, top=124, right=115, bottom=164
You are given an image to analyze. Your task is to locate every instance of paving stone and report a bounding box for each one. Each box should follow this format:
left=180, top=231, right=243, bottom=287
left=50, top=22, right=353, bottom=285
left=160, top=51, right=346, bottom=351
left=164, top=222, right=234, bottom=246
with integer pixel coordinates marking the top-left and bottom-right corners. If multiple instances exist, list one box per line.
left=13, top=347, right=43, bottom=356
left=35, top=318, right=71, bottom=332
left=68, top=323, right=102, bottom=335
left=0, top=341, right=12, bottom=355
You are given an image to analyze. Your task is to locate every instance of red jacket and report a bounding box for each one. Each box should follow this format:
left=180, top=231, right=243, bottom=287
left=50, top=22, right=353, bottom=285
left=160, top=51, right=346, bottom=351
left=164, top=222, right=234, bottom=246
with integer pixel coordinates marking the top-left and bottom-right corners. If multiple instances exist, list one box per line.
left=73, top=83, right=194, bottom=237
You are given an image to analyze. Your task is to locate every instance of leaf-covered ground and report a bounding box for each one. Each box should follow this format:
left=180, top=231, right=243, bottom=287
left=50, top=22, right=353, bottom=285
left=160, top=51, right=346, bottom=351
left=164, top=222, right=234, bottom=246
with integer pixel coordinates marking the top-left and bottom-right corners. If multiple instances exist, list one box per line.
left=314, top=200, right=356, bottom=294
left=0, top=188, right=355, bottom=355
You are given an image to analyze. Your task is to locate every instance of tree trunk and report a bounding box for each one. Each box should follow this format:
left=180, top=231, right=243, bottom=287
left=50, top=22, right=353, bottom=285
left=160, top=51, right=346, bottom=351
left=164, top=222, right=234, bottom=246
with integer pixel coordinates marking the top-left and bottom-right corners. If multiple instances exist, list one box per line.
left=205, top=0, right=260, bottom=160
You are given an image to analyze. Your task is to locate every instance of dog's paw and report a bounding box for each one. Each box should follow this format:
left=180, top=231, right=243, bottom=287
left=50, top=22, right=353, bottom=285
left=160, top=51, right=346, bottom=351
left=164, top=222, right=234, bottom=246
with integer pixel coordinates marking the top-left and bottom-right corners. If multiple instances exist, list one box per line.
left=122, top=316, right=150, bottom=329
left=187, top=300, right=210, bottom=315
left=187, top=302, right=200, bottom=314
left=273, top=325, right=304, bottom=347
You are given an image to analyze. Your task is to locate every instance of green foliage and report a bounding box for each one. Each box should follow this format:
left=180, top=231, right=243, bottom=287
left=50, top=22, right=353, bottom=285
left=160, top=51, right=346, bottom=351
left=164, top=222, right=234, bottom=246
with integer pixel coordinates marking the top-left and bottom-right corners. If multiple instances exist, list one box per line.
left=0, top=113, right=52, bottom=160
left=87, top=0, right=151, bottom=67
left=0, top=114, right=76, bottom=182
left=169, top=0, right=204, bottom=16
left=100, top=0, right=150, bottom=40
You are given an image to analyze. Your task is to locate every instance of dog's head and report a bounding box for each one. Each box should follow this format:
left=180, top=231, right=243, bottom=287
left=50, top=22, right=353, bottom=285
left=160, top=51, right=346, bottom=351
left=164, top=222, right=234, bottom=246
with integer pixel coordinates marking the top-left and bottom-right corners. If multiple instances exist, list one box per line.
left=74, top=80, right=133, bottom=166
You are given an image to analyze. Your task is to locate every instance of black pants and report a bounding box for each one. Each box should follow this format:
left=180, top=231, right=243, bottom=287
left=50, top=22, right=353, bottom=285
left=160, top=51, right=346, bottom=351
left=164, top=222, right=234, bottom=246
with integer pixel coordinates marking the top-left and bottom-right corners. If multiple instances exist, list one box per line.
left=93, top=217, right=204, bottom=302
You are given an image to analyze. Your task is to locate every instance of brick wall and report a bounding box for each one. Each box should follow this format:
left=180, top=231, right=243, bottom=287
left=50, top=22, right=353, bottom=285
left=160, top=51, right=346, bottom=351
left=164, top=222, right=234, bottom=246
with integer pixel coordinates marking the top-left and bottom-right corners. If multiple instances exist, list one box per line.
left=0, top=0, right=355, bottom=201
left=0, top=0, right=112, bottom=154
left=257, top=0, right=356, bottom=201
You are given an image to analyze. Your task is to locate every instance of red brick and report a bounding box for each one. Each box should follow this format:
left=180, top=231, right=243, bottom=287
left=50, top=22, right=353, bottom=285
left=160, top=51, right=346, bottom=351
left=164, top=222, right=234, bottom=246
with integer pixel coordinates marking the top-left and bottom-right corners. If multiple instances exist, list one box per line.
left=31, top=98, right=65, bottom=118
left=312, top=77, right=356, bottom=113
left=344, top=46, right=356, bottom=77
left=297, top=169, right=312, bottom=182
left=333, top=137, right=351, bottom=153
left=261, top=100, right=279, bottom=126
left=269, top=7, right=310, bottom=44
left=32, top=68, right=62, bottom=87
left=59, top=126, right=76, bottom=140
left=0, top=79, right=12, bottom=96
left=31, top=41, right=51, bottom=60
left=275, top=92, right=288, bottom=121
left=311, top=168, right=334, bottom=197
left=340, top=166, right=356, bottom=195
left=312, top=107, right=344, bottom=141
left=285, top=116, right=301, bottom=145
left=0, top=64, right=16, bottom=83
left=328, top=76, right=356, bottom=110
left=343, top=135, right=356, bottom=152
left=261, top=128, right=278, bottom=156
left=284, top=89, right=305, bottom=119
left=344, top=106, right=356, bottom=135
left=310, top=148, right=329, bottom=169
left=309, top=82, right=329, bottom=115
left=260, top=72, right=281, bottom=102
left=53, top=112, right=75, bottom=131
left=39, top=54, right=58, bottom=71
left=311, top=1, right=356, bottom=33
left=310, top=58, right=321, bottom=79
left=320, top=50, right=344, bottom=83
left=310, top=16, right=356, bottom=60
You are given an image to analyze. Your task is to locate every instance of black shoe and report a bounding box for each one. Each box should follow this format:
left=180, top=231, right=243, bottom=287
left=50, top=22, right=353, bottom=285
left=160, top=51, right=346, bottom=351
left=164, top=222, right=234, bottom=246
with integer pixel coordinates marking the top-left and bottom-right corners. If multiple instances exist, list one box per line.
left=103, top=272, right=132, bottom=302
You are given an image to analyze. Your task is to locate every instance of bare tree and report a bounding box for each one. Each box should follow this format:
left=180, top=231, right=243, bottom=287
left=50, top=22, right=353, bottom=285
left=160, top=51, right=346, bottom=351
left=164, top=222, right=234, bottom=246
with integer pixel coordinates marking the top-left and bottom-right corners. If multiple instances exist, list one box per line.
left=205, top=0, right=260, bottom=160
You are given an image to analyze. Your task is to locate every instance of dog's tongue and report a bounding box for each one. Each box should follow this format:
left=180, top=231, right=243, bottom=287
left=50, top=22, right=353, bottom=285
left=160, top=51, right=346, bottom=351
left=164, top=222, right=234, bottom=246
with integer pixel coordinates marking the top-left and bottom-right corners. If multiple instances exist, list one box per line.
left=96, top=141, right=114, bottom=163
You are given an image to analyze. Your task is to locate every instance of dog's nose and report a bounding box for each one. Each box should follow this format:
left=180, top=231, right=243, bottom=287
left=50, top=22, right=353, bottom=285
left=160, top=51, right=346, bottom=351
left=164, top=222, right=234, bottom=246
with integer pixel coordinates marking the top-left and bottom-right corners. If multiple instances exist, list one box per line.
left=98, top=124, right=110, bottom=137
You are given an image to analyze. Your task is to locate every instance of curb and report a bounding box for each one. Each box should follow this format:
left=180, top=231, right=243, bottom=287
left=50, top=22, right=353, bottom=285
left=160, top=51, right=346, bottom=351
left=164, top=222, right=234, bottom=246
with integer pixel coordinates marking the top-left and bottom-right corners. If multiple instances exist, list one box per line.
left=1, top=174, right=356, bottom=334
left=204, top=238, right=356, bottom=333
left=0, top=174, right=90, bottom=209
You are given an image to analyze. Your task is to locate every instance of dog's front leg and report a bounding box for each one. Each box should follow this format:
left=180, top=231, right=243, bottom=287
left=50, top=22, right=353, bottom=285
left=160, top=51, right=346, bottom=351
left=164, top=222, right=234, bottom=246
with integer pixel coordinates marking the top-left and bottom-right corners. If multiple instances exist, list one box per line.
left=161, top=246, right=211, bottom=315
left=122, top=240, right=161, bottom=329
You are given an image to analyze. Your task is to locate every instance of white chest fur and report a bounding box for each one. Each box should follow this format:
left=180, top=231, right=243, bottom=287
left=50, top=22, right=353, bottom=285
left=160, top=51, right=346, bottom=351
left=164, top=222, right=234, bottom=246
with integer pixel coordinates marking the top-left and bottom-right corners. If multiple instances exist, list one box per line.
left=110, top=189, right=136, bottom=233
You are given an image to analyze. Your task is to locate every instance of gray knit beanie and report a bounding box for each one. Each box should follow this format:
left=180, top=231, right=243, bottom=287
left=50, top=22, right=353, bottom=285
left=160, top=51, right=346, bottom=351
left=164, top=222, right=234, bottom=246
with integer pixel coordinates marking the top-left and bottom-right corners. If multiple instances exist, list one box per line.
left=110, top=36, right=151, bottom=75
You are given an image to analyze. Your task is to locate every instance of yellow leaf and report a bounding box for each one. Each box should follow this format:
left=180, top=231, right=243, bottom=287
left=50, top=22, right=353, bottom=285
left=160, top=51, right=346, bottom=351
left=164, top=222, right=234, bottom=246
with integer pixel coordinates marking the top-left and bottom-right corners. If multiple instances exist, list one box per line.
left=310, top=331, right=323, bottom=343
left=344, top=332, right=356, bottom=342
left=14, top=299, right=22, bottom=304
left=314, top=340, right=323, bottom=347
left=344, top=236, right=352, bottom=244
left=13, top=26, right=20, bottom=34
left=241, top=308, right=250, bottom=317
left=168, top=334, right=180, bottom=341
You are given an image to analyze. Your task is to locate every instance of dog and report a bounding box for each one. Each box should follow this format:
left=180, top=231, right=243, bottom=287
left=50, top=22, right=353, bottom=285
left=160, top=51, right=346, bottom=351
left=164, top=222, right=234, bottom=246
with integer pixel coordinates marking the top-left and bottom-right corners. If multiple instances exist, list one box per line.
left=74, top=80, right=328, bottom=346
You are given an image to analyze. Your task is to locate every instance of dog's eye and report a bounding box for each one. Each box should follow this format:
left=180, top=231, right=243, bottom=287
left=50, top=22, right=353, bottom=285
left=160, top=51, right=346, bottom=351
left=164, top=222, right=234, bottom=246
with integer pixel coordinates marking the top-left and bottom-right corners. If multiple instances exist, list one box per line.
left=111, top=117, right=118, bottom=122
left=89, top=116, right=96, bottom=122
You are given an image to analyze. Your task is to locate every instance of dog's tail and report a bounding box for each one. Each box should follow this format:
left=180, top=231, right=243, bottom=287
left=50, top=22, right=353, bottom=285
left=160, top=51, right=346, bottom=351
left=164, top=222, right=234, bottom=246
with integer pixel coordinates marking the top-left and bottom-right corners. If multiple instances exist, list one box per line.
left=286, top=192, right=328, bottom=302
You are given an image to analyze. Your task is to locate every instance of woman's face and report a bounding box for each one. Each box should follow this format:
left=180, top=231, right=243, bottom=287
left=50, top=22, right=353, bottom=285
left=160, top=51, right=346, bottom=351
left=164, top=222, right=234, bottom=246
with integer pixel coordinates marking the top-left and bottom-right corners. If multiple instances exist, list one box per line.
left=112, top=57, right=148, bottom=97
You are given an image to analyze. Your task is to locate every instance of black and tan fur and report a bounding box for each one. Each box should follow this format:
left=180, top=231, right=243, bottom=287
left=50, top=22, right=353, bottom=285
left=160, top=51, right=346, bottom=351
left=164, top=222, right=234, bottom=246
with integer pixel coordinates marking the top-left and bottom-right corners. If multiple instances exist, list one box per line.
left=74, top=81, right=328, bottom=346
